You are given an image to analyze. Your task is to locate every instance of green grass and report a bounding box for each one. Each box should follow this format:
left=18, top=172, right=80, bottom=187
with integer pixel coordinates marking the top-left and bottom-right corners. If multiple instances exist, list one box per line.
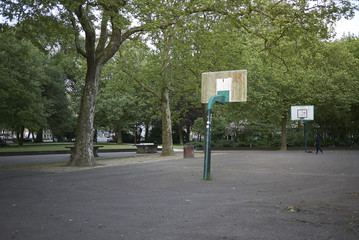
left=0, top=142, right=136, bottom=152
left=173, top=144, right=185, bottom=150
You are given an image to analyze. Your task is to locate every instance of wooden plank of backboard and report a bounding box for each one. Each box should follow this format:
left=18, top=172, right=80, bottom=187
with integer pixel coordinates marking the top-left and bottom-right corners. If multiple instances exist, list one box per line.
left=201, top=70, right=247, bottom=103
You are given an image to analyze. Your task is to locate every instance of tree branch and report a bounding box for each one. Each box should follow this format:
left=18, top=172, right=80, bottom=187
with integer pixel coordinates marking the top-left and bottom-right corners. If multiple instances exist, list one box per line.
left=121, top=68, right=162, bottom=100
left=176, top=57, right=199, bottom=79
left=95, top=11, right=109, bottom=57
left=68, top=11, right=87, bottom=57
left=74, top=4, right=96, bottom=58
left=249, top=6, right=277, bottom=21
left=268, top=0, right=286, bottom=11
left=268, top=50, right=290, bottom=73
left=99, top=19, right=176, bottom=65
left=168, top=80, right=197, bottom=93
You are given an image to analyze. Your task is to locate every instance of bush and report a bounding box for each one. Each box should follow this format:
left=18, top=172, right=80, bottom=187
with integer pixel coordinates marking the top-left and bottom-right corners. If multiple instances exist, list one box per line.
left=213, top=140, right=238, bottom=148
left=188, top=140, right=250, bottom=148
left=188, top=141, right=204, bottom=149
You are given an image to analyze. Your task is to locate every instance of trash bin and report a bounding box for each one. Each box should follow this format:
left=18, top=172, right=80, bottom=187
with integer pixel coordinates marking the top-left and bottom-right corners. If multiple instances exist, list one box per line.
left=183, top=145, right=194, bottom=158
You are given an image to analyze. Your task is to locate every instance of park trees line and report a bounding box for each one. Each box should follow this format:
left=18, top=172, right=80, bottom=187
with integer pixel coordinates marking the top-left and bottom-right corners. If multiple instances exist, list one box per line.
left=0, top=0, right=358, bottom=166
left=0, top=28, right=77, bottom=145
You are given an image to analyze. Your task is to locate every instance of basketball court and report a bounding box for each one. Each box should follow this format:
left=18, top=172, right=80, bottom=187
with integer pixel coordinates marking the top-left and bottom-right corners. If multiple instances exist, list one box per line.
left=0, top=150, right=358, bottom=239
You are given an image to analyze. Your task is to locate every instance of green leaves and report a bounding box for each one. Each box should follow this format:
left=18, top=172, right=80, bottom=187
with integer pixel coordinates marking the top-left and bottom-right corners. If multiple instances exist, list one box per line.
left=0, top=30, right=47, bottom=132
left=0, top=29, right=75, bottom=142
left=95, top=89, right=139, bottom=129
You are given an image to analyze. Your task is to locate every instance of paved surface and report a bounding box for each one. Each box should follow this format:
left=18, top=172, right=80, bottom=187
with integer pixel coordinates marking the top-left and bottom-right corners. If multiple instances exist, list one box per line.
left=0, top=152, right=138, bottom=167
left=0, top=150, right=358, bottom=240
left=0, top=148, right=183, bottom=167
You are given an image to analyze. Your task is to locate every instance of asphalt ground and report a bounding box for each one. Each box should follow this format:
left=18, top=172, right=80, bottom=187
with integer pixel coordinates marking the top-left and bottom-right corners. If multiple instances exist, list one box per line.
left=0, top=150, right=358, bottom=240
left=0, top=152, right=138, bottom=167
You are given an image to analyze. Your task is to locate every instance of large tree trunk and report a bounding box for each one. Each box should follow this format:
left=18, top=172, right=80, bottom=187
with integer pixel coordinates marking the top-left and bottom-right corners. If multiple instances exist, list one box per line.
left=178, top=124, right=184, bottom=145
left=117, top=122, right=123, bottom=144
left=161, top=88, right=174, bottom=156
left=17, top=126, right=25, bottom=146
left=36, top=129, right=43, bottom=143
left=280, top=114, right=287, bottom=151
left=145, top=123, right=149, bottom=142
left=65, top=4, right=149, bottom=166
left=68, top=64, right=103, bottom=167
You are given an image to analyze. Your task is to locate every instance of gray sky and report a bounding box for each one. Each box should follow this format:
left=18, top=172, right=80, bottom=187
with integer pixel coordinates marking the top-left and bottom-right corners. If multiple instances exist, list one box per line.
left=334, top=12, right=359, bottom=38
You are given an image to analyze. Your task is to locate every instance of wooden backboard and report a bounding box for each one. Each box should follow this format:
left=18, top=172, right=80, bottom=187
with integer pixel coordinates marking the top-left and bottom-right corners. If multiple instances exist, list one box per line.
left=201, top=70, right=247, bottom=103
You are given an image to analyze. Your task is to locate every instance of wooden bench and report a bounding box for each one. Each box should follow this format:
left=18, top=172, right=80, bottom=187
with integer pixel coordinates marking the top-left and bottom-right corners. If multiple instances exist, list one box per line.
left=65, top=146, right=104, bottom=157
left=134, top=143, right=158, bottom=153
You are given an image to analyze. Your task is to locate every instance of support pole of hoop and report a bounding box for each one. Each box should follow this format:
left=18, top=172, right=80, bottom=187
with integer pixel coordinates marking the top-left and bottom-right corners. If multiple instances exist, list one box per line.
left=300, top=118, right=308, bottom=153
left=203, top=95, right=225, bottom=181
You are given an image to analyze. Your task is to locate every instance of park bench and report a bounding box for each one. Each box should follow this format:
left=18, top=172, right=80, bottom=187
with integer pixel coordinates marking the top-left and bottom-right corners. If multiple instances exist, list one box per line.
left=134, top=143, right=158, bottom=153
left=65, top=145, right=104, bottom=157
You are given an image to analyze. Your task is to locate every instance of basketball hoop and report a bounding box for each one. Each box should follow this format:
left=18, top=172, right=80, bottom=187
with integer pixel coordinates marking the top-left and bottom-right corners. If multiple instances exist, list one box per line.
left=291, top=105, right=314, bottom=153
left=201, top=70, right=247, bottom=180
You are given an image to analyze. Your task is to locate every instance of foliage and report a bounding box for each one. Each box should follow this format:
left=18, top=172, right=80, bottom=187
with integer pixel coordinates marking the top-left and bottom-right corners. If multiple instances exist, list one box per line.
left=192, top=114, right=229, bottom=141
left=95, top=87, right=139, bottom=143
left=0, top=30, right=48, bottom=143
left=0, top=29, right=75, bottom=144
left=222, top=32, right=359, bottom=148
left=192, top=118, right=205, bottom=139
left=1, top=0, right=358, bottom=154
left=309, top=38, right=359, bottom=140
left=42, top=53, right=77, bottom=140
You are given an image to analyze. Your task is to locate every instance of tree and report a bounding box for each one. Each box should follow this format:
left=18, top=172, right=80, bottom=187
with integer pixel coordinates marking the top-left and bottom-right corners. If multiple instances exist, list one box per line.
left=192, top=118, right=205, bottom=141
left=309, top=38, right=359, bottom=142
left=172, top=98, right=202, bottom=144
left=118, top=29, right=179, bottom=155
left=0, top=29, right=47, bottom=145
left=1, top=0, right=190, bottom=164
left=0, top=28, right=76, bottom=144
left=192, top=113, right=228, bottom=142
left=95, top=87, right=139, bottom=144
left=1, top=0, right=355, bottom=164
left=223, top=32, right=359, bottom=149
left=41, top=53, right=76, bottom=141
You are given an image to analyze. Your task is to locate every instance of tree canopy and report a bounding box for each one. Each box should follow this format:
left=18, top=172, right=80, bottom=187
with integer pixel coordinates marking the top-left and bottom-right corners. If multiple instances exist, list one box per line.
left=0, top=29, right=75, bottom=144
left=1, top=0, right=358, bottom=164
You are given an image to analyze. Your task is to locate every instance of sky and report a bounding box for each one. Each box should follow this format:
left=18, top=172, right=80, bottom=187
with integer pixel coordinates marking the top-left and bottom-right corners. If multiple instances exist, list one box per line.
left=334, top=12, right=359, bottom=38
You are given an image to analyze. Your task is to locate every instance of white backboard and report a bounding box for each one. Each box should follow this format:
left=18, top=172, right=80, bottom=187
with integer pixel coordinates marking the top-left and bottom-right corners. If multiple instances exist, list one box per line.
left=291, top=105, right=314, bottom=121
left=201, top=70, right=247, bottom=103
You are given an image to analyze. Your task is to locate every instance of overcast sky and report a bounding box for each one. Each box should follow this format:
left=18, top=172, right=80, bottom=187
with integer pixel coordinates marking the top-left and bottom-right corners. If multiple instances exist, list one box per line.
left=334, top=12, right=359, bottom=38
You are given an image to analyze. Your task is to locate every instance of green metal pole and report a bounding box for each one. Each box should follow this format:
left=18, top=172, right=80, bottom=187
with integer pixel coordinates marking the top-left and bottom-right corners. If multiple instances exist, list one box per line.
left=304, top=120, right=307, bottom=152
left=203, top=95, right=225, bottom=180
left=203, top=108, right=212, bottom=180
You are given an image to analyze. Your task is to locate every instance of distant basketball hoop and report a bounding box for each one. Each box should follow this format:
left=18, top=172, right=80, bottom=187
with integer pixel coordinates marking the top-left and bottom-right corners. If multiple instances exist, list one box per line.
left=291, top=106, right=314, bottom=121
left=291, top=105, right=314, bottom=152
